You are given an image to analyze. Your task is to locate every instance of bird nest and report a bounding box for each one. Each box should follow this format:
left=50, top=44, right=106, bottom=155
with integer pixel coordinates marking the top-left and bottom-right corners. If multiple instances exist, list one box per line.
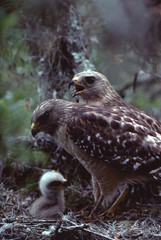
left=1, top=182, right=161, bottom=240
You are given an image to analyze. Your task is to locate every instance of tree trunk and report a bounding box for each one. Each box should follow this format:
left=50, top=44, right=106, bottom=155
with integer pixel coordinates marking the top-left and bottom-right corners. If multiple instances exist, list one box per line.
left=34, top=3, right=95, bottom=101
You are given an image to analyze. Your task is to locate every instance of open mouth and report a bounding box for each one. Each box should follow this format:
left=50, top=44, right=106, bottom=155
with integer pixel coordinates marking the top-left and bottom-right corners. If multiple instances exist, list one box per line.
left=69, top=79, right=85, bottom=97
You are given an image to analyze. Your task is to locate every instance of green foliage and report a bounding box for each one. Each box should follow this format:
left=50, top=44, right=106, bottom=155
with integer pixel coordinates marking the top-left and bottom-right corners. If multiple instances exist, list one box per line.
left=127, top=89, right=150, bottom=110
left=0, top=92, right=30, bottom=135
left=0, top=9, right=18, bottom=38
left=0, top=7, right=40, bottom=165
left=126, top=87, right=161, bottom=117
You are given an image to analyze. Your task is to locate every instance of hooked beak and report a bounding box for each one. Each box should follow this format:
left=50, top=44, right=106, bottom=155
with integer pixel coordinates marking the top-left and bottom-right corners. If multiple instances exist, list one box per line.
left=69, top=78, right=85, bottom=97
left=31, top=122, right=40, bottom=137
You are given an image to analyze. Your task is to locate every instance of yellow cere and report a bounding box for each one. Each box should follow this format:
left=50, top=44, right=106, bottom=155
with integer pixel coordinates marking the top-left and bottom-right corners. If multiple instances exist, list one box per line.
left=31, top=122, right=36, bottom=129
left=72, top=77, right=79, bottom=82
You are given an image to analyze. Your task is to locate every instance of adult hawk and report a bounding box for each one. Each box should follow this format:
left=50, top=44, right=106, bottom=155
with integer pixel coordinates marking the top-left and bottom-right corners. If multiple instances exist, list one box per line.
left=31, top=97, right=161, bottom=215
left=69, top=71, right=161, bottom=207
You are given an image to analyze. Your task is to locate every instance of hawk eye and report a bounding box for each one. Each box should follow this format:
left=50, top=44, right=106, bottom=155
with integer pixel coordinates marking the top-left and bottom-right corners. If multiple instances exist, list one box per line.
left=84, top=76, right=95, bottom=85
left=38, top=111, right=50, bottom=122
left=43, top=111, right=49, bottom=119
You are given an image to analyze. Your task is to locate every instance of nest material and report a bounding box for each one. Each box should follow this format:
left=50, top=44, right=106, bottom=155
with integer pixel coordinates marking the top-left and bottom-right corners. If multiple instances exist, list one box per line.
left=1, top=182, right=161, bottom=240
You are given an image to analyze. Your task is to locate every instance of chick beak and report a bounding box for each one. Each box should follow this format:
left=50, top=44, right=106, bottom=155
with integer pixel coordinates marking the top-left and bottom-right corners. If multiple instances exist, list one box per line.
left=69, top=78, right=85, bottom=97
left=62, top=178, right=68, bottom=187
left=56, top=179, right=68, bottom=189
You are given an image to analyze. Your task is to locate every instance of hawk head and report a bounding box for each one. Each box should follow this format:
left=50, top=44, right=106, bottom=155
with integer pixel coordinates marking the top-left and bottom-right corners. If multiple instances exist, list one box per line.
left=69, top=71, right=121, bottom=105
left=31, top=99, right=69, bottom=137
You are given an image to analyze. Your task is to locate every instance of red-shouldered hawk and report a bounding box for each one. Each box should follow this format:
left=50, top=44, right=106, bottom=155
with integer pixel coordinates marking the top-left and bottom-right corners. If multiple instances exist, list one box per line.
left=69, top=71, right=123, bottom=107
left=31, top=97, right=161, bottom=216
left=69, top=71, right=161, bottom=208
left=29, top=170, right=67, bottom=219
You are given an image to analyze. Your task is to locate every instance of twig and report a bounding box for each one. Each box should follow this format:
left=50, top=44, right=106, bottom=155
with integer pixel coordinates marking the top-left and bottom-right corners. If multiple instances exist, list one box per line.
left=54, top=218, right=63, bottom=235
left=61, top=223, right=89, bottom=232
left=18, top=219, right=58, bottom=224
left=0, top=223, right=14, bottom=234
left=83, top=226, right=115, bottom=240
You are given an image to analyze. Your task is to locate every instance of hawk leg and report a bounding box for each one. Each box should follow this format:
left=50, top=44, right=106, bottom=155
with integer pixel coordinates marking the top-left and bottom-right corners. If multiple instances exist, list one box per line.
left=99, top=186, right=130, bottom=217
left=89, top=193, right=104, bottom=217
left=91, top=176, right=100, bottom=203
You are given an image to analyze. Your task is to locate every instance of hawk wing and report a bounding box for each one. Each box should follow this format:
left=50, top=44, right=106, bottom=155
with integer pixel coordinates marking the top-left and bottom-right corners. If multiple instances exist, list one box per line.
left=67, top=107, right=161, bottom=171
